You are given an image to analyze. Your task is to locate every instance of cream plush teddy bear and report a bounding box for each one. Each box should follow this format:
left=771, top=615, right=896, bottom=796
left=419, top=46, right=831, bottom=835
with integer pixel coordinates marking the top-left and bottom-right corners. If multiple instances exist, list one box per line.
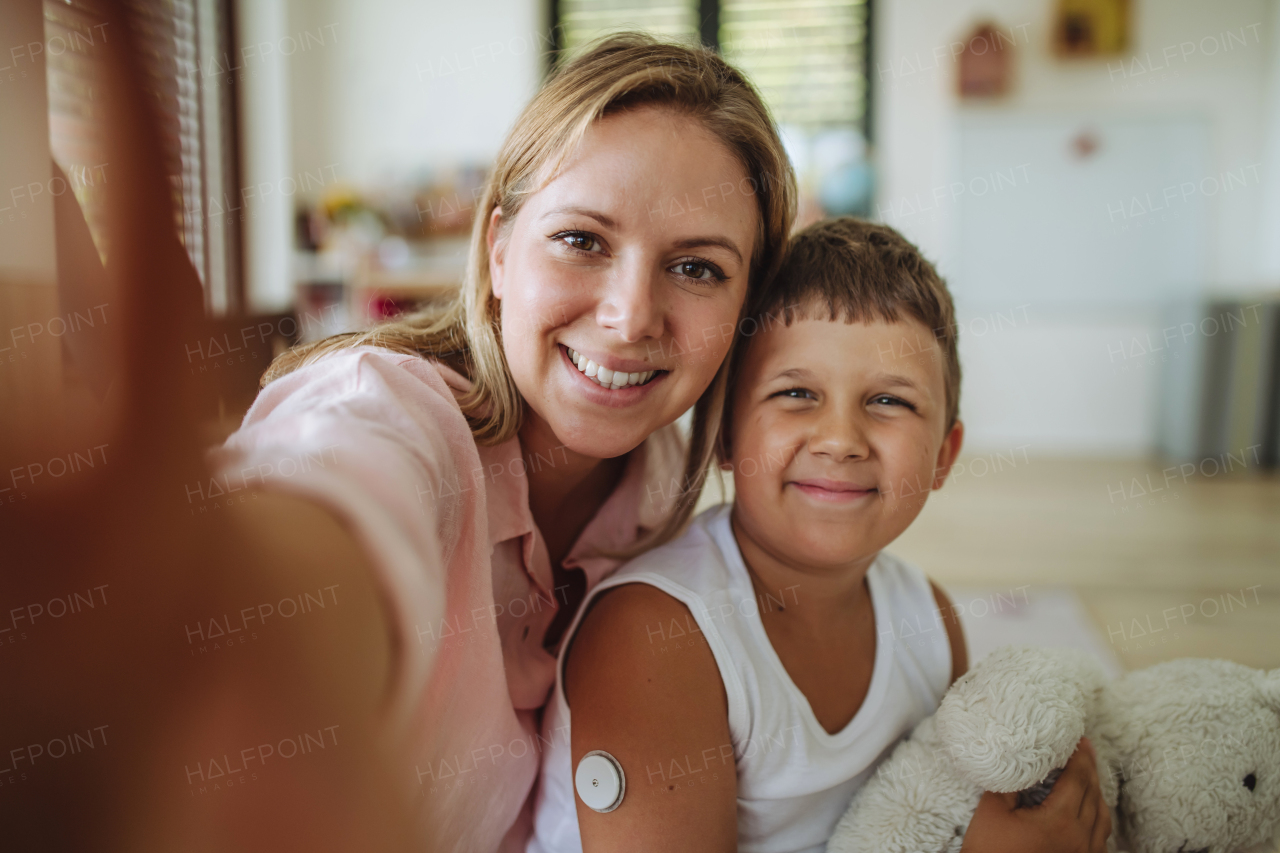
left=828, top=646, right=1280, bottom=853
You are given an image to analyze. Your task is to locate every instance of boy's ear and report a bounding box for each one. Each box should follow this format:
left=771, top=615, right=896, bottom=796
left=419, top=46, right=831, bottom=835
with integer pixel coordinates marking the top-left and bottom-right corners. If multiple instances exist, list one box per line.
left=715, top=432, right=734, bottom=471
left=488, top=207, right=506, bottom=299
left=931, top=419, right=964, bottom=490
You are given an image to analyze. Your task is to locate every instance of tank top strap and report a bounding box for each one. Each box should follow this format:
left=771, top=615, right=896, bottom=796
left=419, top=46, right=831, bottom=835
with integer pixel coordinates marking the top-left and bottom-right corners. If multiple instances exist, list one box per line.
left=866, top=551, right=953, bottom=707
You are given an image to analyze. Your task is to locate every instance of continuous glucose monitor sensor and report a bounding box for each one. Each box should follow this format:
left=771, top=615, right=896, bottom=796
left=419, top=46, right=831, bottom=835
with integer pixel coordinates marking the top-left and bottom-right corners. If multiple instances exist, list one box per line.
left=575, top=750, right=625, bottom=813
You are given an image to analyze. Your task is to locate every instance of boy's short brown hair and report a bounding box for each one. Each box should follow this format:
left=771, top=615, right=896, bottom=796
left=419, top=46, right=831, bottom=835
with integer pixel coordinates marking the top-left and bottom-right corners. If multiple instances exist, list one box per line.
left=734, top=217, right=961, bottom=429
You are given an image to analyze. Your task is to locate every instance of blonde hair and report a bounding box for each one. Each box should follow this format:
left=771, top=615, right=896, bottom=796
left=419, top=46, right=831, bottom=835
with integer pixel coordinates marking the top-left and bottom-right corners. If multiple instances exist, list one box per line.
left=263, top=32, right=797, bottom=546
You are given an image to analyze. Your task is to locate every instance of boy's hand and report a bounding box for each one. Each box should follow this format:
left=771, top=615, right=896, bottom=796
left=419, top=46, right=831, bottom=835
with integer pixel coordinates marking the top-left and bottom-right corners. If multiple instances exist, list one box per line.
left=960, top=738, right=1112, bottom=853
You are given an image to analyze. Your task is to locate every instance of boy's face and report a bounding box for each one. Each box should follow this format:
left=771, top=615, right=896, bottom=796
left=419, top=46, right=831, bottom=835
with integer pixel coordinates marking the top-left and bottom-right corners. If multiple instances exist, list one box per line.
left=726, top=314, right=963, bottom=571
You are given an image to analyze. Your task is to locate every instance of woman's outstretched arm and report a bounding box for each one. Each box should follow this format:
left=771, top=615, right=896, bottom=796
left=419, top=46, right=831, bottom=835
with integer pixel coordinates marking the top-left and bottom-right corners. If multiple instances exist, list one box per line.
left=0, top=2, right=419, bottom=848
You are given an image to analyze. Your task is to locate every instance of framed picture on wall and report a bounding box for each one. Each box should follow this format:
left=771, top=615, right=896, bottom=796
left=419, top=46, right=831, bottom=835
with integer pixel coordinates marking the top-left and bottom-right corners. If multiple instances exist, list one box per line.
left=1053, top=0, right=1129, bottom=57
left=958, top=22, right=1016, bottom=99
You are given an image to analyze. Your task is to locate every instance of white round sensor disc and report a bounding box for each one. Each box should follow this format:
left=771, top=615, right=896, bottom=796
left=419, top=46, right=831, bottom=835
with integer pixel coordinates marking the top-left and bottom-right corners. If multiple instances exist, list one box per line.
left=575, top=750, right=625, bottom=813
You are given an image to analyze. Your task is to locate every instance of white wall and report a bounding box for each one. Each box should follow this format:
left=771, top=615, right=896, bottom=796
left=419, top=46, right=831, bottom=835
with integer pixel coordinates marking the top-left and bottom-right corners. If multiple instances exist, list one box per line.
left=874, top=0, right=1276, bottom=455
left=875, top=0, right=1271, bottom=285
left=237, top=0, right=295, bottom=312
left=1259, top=0, right=1280, bottom=278
left=286, top=0, right=544, bottom=187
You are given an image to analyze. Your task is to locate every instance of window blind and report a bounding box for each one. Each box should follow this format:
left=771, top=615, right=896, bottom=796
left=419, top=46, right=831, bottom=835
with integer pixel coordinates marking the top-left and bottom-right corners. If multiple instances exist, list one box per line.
left=554, top=0, right=870, bottom=133
left=721, top=0, right=869, bottom=131
left=43, top=0, right=240, bottom=314
left=558, top=0, right=700, bottom=57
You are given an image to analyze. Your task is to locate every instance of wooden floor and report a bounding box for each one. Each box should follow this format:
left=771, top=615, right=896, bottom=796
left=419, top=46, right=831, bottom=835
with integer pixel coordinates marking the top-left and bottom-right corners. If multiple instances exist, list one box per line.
left=699, top=455, right=1280, bottom=672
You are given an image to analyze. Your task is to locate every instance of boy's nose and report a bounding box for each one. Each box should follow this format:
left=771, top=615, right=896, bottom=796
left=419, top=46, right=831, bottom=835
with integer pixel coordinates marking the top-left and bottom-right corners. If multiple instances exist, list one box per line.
left=808, top=409, right=870, bottom=461
left=595, top=260, right=665, bottom=343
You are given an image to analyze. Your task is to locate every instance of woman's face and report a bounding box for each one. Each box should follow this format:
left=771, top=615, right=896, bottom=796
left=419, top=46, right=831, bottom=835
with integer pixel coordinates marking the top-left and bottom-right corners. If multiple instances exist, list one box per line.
left=489, top=105, right=759, bottom=460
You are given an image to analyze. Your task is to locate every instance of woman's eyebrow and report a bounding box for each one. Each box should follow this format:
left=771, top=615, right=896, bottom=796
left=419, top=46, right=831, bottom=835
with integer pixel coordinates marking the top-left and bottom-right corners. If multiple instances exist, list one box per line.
left=541, top=207, right=744, bottom=264
left=672, top=236, right=743, bottom=264
left=541, top=205, right=617, bottom=229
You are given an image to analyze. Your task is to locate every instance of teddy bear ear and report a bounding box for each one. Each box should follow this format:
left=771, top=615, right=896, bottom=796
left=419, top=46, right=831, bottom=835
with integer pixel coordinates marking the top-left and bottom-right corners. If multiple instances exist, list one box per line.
left=935, top=646, right=1102, bottom=792
left=1263, top=669, right=1280, bottom=715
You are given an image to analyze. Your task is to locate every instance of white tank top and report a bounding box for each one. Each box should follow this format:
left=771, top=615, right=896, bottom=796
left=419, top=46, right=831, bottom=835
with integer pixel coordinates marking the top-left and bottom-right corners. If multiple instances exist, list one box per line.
left=528, top=504, right=952, bottom=853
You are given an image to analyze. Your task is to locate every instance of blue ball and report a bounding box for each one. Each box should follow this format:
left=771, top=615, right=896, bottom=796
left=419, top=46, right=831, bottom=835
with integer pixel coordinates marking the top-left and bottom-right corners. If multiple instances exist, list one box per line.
left=820, top=163, right=874, bottom=217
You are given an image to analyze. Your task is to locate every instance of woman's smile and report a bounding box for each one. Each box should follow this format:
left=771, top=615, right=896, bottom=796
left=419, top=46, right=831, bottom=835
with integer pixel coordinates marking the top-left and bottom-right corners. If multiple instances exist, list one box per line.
left=558, top=343, right=669, bottom=407
left=564, top=345, right=661, bottom=389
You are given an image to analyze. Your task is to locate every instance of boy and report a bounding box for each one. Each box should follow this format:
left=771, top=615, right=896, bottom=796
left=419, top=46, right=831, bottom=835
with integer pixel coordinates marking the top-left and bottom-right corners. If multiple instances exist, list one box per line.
left=528, top=219, right=1110, bottom=853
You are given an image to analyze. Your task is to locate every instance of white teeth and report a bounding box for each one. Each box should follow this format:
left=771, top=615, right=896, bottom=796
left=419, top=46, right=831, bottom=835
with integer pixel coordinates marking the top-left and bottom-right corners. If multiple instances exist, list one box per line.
left=565, top=346, right=658, bottom=389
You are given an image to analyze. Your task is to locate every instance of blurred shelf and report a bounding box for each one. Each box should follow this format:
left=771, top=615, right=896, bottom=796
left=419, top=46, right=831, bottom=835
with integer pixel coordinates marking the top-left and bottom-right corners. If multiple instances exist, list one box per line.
left=352, top=236, right=469, bottom=299
left=293, top=237, right=468, bottom=336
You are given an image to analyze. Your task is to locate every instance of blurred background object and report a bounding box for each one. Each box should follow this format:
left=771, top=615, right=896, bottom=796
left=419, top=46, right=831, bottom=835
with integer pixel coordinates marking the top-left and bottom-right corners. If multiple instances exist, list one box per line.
left=1053, top=0, right=1130, bottom=56
left=957, top=21, right=1017, bottom=97
left=2, top=0, right=1277, bottom=723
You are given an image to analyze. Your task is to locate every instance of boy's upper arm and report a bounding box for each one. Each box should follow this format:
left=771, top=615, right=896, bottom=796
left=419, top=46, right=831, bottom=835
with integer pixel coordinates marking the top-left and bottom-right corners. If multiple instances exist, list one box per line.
left=930, top=581, right=969, bottom=685
left=564, top=583, right=738, bottom=853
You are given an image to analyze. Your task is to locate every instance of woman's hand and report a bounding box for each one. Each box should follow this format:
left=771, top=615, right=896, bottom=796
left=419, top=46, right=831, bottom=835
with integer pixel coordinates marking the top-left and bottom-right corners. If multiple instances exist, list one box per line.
left=960, top=738, right=1112, bottom=853
left=0, top=3, right=410, bottom=849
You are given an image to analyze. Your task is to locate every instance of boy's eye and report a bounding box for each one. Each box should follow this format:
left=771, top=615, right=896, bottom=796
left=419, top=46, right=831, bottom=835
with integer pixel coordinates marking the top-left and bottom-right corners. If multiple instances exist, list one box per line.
left=871, top=394, right=916, bottom=411
left=772, top=387, right=814, bottom=400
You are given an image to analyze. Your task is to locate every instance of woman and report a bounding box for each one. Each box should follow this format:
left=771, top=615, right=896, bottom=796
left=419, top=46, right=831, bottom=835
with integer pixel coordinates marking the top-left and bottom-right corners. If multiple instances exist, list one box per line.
left=212, top=34, right=796, bottom=851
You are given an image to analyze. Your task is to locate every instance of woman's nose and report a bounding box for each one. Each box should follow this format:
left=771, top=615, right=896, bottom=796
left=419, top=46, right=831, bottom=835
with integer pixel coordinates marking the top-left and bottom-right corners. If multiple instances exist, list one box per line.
left=595, top=259, right=666, bottom=343
left=808, top=408, right=870, bottom=461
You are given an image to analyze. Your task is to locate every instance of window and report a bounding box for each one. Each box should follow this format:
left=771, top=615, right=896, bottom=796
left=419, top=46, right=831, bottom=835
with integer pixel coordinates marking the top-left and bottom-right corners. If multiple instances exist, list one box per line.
left=557, top=0, right=700, bottom=50
left=720, top=0, right=869, bottom=133
left=44, top=0, right=242, bottom=314
left=552, top=0, right=872, bottom=137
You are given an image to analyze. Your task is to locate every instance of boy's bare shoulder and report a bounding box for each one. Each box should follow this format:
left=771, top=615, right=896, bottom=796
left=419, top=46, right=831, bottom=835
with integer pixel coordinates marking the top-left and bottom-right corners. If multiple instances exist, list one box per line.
left=565, top=582, right=723, bottom=705
left=564, top=583, right=739, bottom=851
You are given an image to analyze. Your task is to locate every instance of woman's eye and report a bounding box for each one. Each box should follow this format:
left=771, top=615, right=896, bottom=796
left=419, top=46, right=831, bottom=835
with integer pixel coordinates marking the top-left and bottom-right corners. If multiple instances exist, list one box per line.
left=559, top=232, right=600, bottom=252
left=672, top=259, right=723, bottom=281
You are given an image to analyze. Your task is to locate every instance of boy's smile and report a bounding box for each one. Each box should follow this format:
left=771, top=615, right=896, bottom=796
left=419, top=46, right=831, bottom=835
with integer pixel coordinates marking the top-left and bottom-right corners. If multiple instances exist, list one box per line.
left=727, top=315, right=964, bottom=574
left=788, top=477, right=879, bottom=503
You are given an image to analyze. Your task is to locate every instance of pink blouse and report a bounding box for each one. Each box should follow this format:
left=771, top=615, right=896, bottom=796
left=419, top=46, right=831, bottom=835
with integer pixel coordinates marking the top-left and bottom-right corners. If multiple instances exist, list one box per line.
left=211, top=347, right=684, bottom=852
